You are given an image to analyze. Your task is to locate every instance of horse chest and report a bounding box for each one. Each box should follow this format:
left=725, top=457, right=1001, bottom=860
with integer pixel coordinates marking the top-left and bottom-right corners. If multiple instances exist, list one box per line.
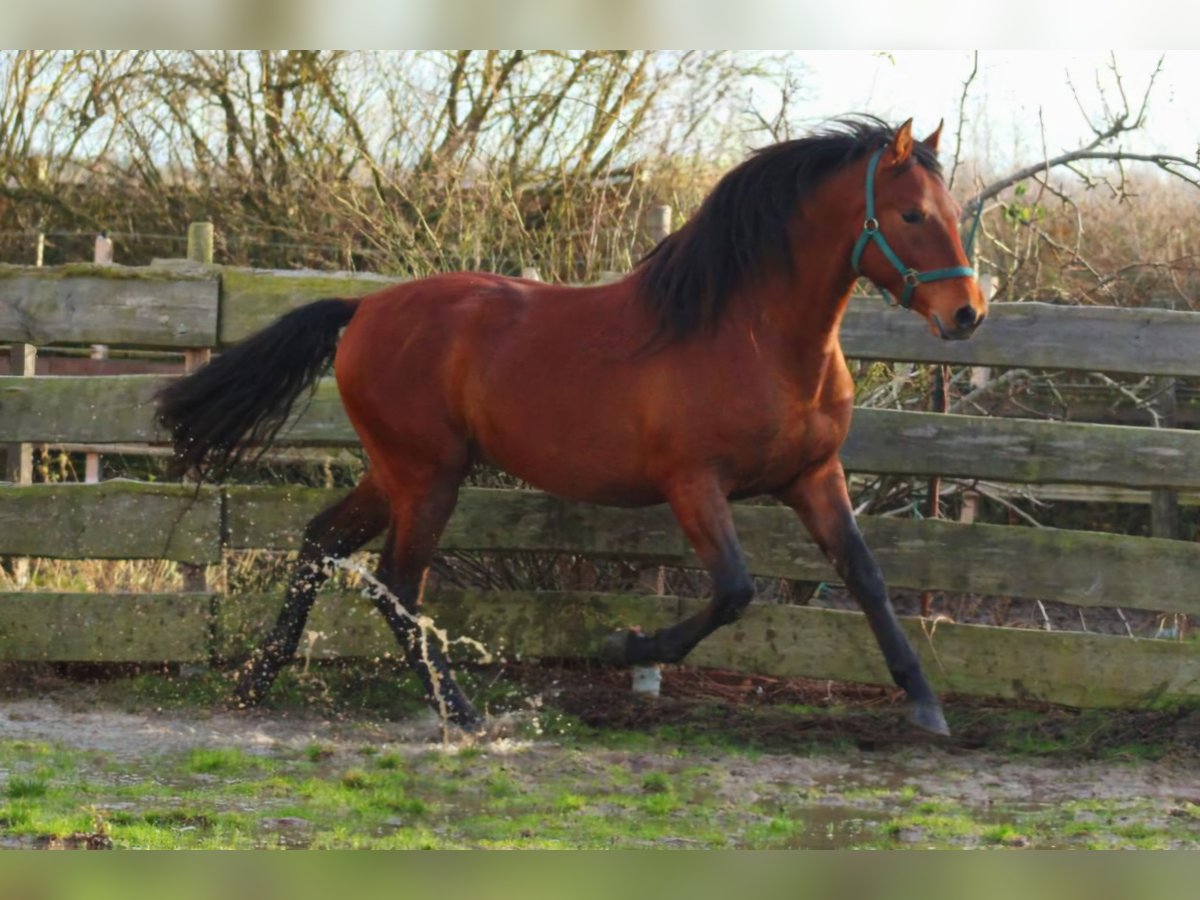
left=715, top=396, right=850, bottom=496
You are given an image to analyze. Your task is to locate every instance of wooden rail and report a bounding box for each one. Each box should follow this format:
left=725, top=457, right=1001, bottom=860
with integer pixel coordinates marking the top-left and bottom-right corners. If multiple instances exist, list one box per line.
left=0, top=587, right=1194, bottom=708
left=3, top=484, right=1197, bottom=618
left=0, top=264, right=218, bottom=347
left=4, top=377, right=1199, bottom=491
left=2, top=263, right=1200, bottom=375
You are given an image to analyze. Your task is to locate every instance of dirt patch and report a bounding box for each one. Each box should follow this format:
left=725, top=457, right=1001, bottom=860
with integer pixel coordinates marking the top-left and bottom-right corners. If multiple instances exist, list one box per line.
left=0, top=696, right=454, bottom=761
left=1, top=663, right=1199, bottom=848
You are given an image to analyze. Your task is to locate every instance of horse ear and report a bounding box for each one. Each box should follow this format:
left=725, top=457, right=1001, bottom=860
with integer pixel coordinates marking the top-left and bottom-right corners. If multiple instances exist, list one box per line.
left=922, top=119, right=945, bottom=154
left=889, top=118, right=914, bottom=166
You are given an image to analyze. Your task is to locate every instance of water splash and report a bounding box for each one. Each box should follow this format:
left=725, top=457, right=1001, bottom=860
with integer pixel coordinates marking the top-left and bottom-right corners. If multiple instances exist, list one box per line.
left=321, top=555, right=496, bottom=746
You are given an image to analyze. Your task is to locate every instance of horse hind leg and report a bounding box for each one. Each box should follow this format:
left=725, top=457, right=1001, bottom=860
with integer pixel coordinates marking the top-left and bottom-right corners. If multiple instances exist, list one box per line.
left=370, top=473, right=482, bottom=732
left=234, top=475, right=390, bottom=707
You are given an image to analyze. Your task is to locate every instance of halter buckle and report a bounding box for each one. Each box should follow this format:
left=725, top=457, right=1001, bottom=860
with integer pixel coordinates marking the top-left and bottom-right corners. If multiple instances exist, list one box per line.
left=903, top=269, right=920, bottom=287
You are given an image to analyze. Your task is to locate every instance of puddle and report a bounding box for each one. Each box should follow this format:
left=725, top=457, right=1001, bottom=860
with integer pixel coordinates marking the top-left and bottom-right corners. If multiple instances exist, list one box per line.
left=259, top=817, right=315, bottom=849
left=785, top=805, right=893, bottom=849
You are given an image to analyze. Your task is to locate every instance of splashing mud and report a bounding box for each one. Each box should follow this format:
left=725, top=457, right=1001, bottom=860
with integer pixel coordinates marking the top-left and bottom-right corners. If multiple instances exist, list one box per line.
left=323, top=556, right=500, bottom=745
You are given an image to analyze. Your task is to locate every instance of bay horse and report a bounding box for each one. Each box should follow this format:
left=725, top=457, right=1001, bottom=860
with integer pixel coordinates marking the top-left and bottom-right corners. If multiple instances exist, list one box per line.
left=157, top=116, right=986, bottom=736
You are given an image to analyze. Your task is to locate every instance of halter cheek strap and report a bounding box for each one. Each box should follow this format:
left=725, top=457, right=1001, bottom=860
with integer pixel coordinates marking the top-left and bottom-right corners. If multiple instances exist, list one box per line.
left=850, top=147, right=982, bottom=309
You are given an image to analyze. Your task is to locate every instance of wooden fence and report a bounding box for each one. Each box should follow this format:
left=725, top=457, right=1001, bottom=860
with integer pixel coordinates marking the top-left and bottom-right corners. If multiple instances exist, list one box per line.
left=2, top=257, right=1200, bottom=710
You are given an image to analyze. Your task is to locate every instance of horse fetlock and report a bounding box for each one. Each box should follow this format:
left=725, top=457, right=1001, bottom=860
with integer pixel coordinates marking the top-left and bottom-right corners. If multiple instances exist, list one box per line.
left=600, top=629, right=635, bottom=666
left=600, top=628, right=661, bottom=666
left=230, top=675, right=267, bottom=709
left=451, top=710, right=486, bottom=736
left=231, top=652, right=285, bottom=708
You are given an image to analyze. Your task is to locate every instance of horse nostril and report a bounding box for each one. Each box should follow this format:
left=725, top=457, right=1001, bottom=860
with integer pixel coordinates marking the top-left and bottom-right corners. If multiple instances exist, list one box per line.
left=954, top=305, right=977, bottom=329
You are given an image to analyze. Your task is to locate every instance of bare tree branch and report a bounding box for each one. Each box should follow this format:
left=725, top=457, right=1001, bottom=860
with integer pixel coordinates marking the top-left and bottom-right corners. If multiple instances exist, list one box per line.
left=948, top=50, right=978, bottom=190
left=966, top=150, right=1200, bottom=219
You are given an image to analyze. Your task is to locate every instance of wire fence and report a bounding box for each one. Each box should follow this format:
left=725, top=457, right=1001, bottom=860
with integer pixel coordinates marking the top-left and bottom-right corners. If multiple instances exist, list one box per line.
left=0, top=230, right=364, bottom=272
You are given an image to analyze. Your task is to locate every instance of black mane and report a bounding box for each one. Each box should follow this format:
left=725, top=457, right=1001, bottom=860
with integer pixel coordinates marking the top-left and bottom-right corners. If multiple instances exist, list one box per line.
left=635, top=116, right=942, bottom=341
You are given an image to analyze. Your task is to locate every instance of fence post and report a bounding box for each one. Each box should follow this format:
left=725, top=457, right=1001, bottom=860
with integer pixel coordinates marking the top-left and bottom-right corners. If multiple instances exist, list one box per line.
left=647, top=204, right=672, bottom=245
left=180, top=222, right=215, bottom=596
left=1148, top=296, right=1181, bottom=539
left=628, top=205, right=675, bottom=698
left=4, top=231, right=41, bottom=480
left=4, top=344, right=36, bottom=485
left=958, top=274, right=995, bottom=527
left=3, top=236, right=41, bottom=585
left=919, top=362, right=949, bottom=617
left=85, top=231, right=115, bottom=484
left=184, top=222, right=215, bottom=375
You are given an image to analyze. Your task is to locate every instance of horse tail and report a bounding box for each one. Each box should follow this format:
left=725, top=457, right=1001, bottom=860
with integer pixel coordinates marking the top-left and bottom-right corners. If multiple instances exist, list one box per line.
left=156, top=297, right=361, bottom=479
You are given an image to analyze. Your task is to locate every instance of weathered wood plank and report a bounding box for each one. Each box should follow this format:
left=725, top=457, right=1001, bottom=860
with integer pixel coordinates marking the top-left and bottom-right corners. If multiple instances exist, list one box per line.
left=748, top=510, right=1200, bottom=617
left=0, top=481, right=221, bottom=563
left=220, top=277, right=1200, bottom=376
left=0, top=375, right=349, bottom=445
left=842, top=408, right=1200, bottom=489
left=0, top=354, right=183, bottom=376
left=5, top=262, right=1200, bottom=376
left=0, top=593, right=213, bottom=661
left=1023, top=484, right=1200, bottom=507
left=219, top=268, right=403, bottom=345
left=225, top=485, right=689, bottom=557
left=841, top=296, right=1200, bottom=377
left=217, top=590, right=679, bottom=665
left=6, top=375, right=1200, bottom=492
left=0, top=375, right=167, bottom=443
left=0, top=264, right=219, bottom=347
left=219, top=590, right=1200, bottom=709
left=224, top=486, right=1200, bottom=617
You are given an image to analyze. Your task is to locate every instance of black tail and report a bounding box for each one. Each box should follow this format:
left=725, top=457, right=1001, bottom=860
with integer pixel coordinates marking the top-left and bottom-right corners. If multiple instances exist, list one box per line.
left=156, top=297, right=360, bottom=479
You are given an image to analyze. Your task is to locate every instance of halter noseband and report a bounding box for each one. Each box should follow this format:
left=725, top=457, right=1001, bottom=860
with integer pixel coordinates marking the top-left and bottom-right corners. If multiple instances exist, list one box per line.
left=850, top=146, right=982, bottom=309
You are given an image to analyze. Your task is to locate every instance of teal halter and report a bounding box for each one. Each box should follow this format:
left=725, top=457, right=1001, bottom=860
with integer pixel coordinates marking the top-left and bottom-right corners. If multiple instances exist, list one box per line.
left=850, top=147, right=982, bottom=309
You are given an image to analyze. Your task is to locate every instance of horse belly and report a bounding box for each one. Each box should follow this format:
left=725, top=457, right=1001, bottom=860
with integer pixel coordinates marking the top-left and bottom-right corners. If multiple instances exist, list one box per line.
left=466, top=385, right=664, bottom=506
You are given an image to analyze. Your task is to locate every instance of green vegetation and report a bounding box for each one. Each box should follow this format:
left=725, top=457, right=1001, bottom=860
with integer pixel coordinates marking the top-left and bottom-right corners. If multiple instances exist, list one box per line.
left=0, top=664, right=1197, bottom=850
left=5, top=733, right=1184, bottom=851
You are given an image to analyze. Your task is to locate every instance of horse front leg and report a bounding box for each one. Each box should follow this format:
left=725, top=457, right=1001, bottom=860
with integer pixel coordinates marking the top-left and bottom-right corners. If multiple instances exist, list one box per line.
left=603, top=477, right=754, bottom=665
left=776, top=458, right=949, bottom=736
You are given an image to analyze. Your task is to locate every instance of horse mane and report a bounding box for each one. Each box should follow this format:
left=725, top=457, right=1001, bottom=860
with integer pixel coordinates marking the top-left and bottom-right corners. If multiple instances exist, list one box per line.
left=634, top=115, right=943, bottom=342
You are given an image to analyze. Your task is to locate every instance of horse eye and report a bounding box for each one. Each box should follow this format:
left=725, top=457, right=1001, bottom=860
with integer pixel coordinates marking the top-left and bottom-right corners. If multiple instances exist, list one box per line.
left=901, top=209, right=924, bottom=224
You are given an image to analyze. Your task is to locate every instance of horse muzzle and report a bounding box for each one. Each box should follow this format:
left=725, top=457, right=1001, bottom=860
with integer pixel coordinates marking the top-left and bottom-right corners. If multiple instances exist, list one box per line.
left=931, top=306, right=985, bottom=341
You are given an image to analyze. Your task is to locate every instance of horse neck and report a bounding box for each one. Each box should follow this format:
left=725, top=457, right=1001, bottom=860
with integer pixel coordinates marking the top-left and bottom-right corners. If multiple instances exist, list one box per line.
left=752, top=198, right=862, bottom=363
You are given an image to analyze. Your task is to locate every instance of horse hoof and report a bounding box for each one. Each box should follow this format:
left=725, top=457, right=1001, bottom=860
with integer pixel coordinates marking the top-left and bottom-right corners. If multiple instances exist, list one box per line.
left=600, top=630, right=634, bottom=666
left=909, top=701, right=951, bottom=737
left=229, top=671, right=270, bottom=711
left=228, top=686, right=262, bottom=711
left=453, top=712, right=487, bottom=736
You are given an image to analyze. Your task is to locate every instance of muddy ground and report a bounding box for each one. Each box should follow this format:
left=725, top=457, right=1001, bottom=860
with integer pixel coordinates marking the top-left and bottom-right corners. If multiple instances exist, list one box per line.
left=0, top=662, right=1198, bottom=849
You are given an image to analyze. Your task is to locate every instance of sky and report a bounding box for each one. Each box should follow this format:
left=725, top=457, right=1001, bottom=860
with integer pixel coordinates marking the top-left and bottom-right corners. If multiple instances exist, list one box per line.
left=778, top=51, right=1199, bottom=176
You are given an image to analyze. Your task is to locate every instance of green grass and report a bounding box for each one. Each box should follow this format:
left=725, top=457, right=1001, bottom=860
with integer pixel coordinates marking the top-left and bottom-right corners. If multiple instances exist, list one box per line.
left=0, top=731, right=1196, bottom=850
left=5, top=778, right=48, bottom=800
left=181, top=747, right=261, bottom=777
left=3, top=668, right=1200, bottom=849
left=374, top=753, right=403, bottom=771
left=641, top=772, right=672, bottom=794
